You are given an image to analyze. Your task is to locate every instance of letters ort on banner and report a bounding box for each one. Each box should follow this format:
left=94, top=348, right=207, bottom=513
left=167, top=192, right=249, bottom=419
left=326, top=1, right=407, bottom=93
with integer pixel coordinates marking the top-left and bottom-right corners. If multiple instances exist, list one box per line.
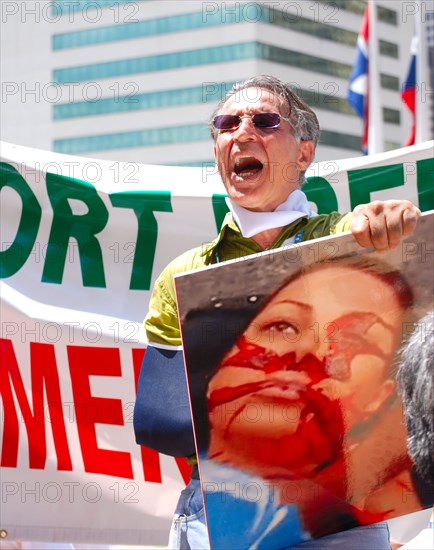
left=0, top=140, right=433, bottom=545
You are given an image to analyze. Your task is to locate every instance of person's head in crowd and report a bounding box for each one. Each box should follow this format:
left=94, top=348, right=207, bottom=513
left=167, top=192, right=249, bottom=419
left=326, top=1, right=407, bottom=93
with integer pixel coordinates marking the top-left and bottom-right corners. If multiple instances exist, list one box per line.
left=397, top=310, right=434, bottom=488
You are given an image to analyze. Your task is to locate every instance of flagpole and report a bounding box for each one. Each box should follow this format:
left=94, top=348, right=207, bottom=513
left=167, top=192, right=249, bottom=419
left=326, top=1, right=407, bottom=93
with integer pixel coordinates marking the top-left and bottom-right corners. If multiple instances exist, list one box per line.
left=415, top=0, right=433, bottom=142
left=368, top=0, right=383, bottom=154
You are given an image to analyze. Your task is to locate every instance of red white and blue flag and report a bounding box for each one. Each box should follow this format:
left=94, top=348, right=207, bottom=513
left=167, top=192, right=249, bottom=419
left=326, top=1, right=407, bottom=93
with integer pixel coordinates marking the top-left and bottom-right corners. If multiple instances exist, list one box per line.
left=401, top=35, right=418, bottom=146
left=347, top=5, right=369, bottom=154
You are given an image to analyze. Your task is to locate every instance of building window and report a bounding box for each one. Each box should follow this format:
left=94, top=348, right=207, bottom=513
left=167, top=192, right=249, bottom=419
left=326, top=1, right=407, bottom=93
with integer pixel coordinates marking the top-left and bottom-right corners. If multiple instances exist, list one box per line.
left=53, top=123, right=361, bottom=154
left=379, top=40, right=399, bottom=58
left=384, top=141, right=402, bottom=151
left=317, top=1, right=398, bottom=26
left=267, top=7, right=357, bottom=46
left=53, top=9, right=229, bottom=49
left=258, top=43, right=352, bottom=79
left=377, top=5, right=398, bottom=25
left=53, top=43, right=257, bottom=83
left=53, top=124, right=210, bottom=154
left=383, top=108, right=401, bottom=124
left=380, top=73, right=400, bottom=91
left=166, top=160, right=216, bottom=167
left=53, top=42, right=354, bottom=84
left=298, top=88, right=355, bottom=116
left=53, top=82, right=236, bottom=119
left=53, top=3, right=358, bottom=50
left=51, top=0, right=142, bottom=16
left=53, top=81, right=361, bottom=121
left=316, top=0, right=365, bottom=15
left=320, top=130, right=361, bottom=151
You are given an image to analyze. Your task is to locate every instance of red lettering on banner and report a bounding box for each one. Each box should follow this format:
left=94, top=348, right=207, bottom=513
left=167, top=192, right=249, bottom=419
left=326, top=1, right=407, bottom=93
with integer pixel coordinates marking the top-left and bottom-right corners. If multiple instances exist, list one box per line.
left=67, top=345, right=133, bottom=479
left=175, top=456, right=192, bottom=485
left=0, top=339, right=72, bottom=470
left=1, top=339, right=190, bottom=484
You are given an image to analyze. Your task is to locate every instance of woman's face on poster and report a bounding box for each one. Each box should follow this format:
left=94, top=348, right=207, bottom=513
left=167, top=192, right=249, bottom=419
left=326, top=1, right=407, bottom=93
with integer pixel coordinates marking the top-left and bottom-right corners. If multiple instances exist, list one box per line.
left=206, top=265, right=404, bottom=477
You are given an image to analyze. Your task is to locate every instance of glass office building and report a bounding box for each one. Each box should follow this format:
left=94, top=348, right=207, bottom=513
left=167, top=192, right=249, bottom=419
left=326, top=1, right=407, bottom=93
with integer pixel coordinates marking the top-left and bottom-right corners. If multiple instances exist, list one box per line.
left=1, top=0, right=415, bottom=164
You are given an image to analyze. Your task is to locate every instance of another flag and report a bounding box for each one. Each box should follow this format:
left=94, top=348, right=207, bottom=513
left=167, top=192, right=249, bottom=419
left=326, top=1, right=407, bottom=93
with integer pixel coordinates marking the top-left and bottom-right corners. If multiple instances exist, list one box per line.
left=401, top=35, right=417, bottom=146
left=347, top=5, right=369, bottom=154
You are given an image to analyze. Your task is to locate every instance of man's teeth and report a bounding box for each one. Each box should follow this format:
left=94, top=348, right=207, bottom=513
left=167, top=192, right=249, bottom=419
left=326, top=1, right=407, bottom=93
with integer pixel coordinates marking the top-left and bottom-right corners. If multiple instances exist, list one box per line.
left=233, top=155, right=262, bottom=176
left=235, top=155, right=254, bottom=166
left=235, top=155, right=258, bottom=167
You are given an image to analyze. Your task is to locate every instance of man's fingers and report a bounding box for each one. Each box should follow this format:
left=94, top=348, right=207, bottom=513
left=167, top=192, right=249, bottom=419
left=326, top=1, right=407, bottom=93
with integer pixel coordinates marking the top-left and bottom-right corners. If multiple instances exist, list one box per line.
left=350, top=213, right=372, bottom=248
left=381, top=203, right=420, bottom=248
left=350, top=201, right=421, bottom=252
left=351, top=203, right=389, bottom=251
left=367, top=210, right=389, bottom=251
left=402, top=206, right=421, bottom=236
left=384, top=215, right=402, bottom=250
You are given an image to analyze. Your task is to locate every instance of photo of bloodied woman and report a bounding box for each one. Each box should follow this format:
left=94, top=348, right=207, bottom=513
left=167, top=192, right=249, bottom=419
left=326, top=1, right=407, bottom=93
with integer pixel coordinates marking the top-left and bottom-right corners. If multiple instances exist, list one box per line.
left=174, top=212, right=434, bottom=550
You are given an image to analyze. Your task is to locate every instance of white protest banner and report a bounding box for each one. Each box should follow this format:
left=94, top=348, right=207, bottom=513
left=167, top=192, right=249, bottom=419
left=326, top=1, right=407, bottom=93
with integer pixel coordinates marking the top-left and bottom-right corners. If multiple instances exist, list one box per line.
left=0, top=140, right=433, bottom=545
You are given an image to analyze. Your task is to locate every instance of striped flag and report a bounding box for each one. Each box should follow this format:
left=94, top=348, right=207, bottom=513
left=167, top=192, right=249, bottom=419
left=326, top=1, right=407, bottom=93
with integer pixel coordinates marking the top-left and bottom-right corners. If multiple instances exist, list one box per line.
left=401, top=35, right=418, bottom=146
left=347, top=5, right=369, bottom=154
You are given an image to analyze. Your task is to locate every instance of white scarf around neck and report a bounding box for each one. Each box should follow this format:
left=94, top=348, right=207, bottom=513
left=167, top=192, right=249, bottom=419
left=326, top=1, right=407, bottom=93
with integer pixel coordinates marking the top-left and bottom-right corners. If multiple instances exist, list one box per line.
left=226, top=189, right=317, bottom=238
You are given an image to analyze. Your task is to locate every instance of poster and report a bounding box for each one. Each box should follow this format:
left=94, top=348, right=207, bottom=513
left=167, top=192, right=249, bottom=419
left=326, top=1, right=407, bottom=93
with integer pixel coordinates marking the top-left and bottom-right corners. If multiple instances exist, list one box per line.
left=175, top=211, right=434, bottom=549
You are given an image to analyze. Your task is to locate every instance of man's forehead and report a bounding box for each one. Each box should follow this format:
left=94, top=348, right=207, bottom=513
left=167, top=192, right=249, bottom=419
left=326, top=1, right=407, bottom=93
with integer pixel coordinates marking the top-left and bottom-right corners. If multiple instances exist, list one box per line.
left=221, top=86, right=284, bottom=112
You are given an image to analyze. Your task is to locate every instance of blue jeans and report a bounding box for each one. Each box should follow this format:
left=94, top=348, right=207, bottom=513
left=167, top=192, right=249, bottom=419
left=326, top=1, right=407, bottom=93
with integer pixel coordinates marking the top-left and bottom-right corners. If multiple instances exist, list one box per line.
left=168, top=477, right=391, bottom=550
left=168, top=476, right=208, bottom=550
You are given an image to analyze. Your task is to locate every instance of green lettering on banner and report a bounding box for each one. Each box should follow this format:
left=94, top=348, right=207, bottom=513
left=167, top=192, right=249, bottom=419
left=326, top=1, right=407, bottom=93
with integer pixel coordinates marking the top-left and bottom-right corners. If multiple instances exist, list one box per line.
left=109, top=191, right=172, bottom=290
left=212, top=194, right=229, bottom=232
left=0, top=162, right=42, bottom=278
left=303, top=176, right=338, bottom=214
left=417, top=158, right=434, bottom=212
left=43, top=173, right=108, bottom=287
left=348, top=163, right=404, bottom=209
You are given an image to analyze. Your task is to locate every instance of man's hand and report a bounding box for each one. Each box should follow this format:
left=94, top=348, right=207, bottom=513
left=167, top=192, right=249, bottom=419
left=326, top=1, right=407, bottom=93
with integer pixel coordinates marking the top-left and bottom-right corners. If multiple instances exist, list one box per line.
left=350, top=200, right=421, bottom=252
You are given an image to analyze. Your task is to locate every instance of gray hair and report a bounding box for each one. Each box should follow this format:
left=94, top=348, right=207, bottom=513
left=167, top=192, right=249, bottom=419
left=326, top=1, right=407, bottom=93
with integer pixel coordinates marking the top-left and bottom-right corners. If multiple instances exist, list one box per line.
left=397, top=310, right=434, bottom=487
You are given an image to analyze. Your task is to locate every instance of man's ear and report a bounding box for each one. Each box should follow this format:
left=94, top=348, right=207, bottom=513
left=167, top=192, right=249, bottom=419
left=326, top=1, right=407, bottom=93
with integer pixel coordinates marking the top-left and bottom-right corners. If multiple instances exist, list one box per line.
left=297, top=140, right=315, bottom=172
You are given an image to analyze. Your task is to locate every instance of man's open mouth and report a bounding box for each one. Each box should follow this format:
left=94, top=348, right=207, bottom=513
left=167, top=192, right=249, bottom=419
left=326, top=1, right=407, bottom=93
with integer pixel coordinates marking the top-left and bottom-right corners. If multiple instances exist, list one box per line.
left=233, top=155, right=263, bottom=178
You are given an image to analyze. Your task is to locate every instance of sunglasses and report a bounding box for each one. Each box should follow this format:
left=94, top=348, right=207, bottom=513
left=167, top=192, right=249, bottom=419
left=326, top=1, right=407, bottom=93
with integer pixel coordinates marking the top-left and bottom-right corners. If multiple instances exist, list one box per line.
left=213, top=112, right=291, bottom=131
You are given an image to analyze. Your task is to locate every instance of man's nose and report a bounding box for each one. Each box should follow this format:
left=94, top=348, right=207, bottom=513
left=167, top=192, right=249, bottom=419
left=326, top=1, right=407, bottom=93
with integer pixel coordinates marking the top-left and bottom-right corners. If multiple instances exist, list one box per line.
left=232, top=117, right=256, bottom=141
